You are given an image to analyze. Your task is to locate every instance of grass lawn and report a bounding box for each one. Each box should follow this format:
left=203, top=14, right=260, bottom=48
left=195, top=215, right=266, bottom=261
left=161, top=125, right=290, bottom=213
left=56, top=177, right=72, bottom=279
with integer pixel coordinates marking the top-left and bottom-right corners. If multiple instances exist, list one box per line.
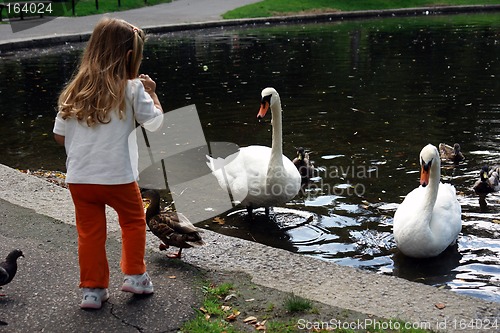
left=65, top=0, right=173, bottom=16
left=223, top=0, right=500, bottom=19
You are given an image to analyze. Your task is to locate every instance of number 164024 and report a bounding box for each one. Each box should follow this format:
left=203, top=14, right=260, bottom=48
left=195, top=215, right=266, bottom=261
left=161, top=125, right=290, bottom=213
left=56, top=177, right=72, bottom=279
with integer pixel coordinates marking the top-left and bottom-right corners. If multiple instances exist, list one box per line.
left=6, top=2, right=53, bottom=15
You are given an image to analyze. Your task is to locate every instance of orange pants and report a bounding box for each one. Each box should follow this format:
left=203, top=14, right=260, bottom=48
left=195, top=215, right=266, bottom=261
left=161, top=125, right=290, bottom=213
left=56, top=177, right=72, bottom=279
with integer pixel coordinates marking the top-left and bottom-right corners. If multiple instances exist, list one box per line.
left=68, top=182, right=147, bottom=289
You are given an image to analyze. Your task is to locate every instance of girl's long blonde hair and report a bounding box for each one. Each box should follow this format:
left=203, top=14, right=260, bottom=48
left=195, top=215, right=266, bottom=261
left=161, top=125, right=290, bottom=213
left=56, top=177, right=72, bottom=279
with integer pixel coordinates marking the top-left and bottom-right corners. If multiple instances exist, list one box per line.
left=58, top=18, right=146, bottom=126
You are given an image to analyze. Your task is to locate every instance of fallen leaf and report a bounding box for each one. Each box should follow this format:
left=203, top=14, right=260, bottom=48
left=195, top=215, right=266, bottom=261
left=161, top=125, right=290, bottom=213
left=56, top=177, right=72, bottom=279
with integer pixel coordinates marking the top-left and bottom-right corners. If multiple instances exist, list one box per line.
left=254, top=320, right=267, bottom=330
left=435, top=303, right=446, bottom=309
left=168, top=275, right=176, bottom=279
left=245, top=298, right=255, bottom=302
left=224, top=293, right=237, bottom=301
left=199, top=307, right=208, bottom=313
left=221, top=305, right=232, bottom=311
left=243, top=316, right=258, bottom=324
left=226, top=313, right=238, bottom=321
left=204, top=313, right=211, bottom=321
left=212, top=217, right=225, bottom=225
left=492, top=219, right=500, bottom=224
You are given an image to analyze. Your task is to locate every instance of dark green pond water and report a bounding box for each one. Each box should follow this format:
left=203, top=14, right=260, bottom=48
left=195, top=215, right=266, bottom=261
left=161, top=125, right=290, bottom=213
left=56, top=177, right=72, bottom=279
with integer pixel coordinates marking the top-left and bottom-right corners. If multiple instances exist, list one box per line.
left=0, top=13, right=499, bottom=302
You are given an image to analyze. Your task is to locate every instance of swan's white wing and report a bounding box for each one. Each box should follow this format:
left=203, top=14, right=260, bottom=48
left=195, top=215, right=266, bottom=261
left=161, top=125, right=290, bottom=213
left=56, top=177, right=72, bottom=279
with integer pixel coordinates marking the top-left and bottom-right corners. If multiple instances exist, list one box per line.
left=430, top=183, right=462, bottom=244
left=232, top=146, right=270, bottom=205
left=206, top=151, right=250, bottom=203
left=206, top=145, right=301, bottom=207
left=393, top=186, right=425, bottom=241
left=394, top=186, right=438, bottom=257
left=207, top=146, right=273, bottom=204
left=277, top=157, right=302, bottom=198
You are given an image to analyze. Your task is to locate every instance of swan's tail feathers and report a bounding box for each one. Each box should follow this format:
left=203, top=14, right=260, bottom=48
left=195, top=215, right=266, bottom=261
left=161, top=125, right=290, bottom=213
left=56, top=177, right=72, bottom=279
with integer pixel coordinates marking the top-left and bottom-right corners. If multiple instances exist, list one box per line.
left=205, top=142, right=248, bottom=207
left=206, top=155, right=227, bottom=172
left=206, top=142, right=241, bottom=166
left=206, top=154, right=214, bottom=171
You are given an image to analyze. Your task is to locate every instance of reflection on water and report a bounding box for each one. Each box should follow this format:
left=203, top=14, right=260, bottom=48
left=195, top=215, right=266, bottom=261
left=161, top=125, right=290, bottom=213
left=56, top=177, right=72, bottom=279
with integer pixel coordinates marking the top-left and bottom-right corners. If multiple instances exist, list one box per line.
left=1, top=13, right=499, bottom=302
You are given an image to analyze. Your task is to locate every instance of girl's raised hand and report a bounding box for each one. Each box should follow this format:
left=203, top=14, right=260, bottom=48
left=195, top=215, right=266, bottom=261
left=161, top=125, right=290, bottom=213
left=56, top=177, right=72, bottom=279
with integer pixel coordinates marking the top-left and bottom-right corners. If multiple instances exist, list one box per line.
left=139, top=74, right=156, bottom=94
left=138, top=74, right=163, bottom=113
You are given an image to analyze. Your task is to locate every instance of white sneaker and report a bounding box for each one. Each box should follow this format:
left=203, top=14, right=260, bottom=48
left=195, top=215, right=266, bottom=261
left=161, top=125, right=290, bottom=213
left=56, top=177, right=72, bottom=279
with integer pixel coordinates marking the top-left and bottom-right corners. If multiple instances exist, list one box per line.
left=80, top=288, right=109, bottom=309
left=121, top=272, right=154, bottom=294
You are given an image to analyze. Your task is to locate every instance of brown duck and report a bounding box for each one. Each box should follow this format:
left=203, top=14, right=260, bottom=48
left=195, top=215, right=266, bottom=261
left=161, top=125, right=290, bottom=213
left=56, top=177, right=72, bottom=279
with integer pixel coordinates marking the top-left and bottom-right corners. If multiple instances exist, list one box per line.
left=292, top=147, right=315, bottom=186
left=473, top=165, right=500, bottom=195
left=439, top=143, right=465, bottom=164
left=141, top=189, right=204, bottom=259
left=473, top=165, right=500, bottom=209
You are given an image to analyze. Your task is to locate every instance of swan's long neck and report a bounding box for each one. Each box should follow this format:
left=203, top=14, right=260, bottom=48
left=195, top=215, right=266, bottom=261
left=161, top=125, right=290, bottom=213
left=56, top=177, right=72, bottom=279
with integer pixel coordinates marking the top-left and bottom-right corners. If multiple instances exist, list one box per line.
left=269, top=97, right=284, bottom=167
left=421, top=160, right=440, bottom=225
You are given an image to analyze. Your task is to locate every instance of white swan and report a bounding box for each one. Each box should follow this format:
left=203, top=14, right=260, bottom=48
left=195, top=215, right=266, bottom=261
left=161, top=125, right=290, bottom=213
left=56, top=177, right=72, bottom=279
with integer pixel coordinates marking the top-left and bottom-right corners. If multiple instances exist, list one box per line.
left=207, top=87, right=301, bottom=217
left=393, top=144, right=462, bottom=258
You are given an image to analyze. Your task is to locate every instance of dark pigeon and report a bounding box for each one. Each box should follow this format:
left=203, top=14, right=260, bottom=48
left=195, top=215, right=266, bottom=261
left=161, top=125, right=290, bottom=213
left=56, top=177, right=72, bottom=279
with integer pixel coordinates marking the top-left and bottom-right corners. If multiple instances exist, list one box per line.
left=0, top=249, right=24, bottom=296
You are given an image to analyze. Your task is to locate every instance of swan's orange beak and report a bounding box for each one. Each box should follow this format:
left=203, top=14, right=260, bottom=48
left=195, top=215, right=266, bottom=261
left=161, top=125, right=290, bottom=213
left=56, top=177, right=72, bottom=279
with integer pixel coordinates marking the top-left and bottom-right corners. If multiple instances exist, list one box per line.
left=420, top=159, right=431, bottom=187
left=420, top=167, right=430, bottom=187
left=257, top=101, right=269, bottom=119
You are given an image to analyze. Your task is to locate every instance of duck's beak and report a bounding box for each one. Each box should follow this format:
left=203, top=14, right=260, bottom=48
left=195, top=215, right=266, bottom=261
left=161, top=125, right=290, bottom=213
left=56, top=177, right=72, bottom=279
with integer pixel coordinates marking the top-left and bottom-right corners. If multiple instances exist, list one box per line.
left=257, top=100, right=269, bottom=120
left=420, top=159, right=431, bottom=187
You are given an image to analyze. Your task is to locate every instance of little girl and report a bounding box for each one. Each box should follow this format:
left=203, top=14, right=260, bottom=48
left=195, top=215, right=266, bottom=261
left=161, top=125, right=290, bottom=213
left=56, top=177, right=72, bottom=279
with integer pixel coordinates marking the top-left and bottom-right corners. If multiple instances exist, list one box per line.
left=53, top=18, right=164, bottom=309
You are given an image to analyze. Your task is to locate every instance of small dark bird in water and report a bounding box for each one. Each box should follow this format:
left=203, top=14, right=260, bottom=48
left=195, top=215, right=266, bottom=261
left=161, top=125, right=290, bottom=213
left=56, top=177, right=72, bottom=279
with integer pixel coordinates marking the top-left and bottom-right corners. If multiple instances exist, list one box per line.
left=0, top=249, right=24, bottom=296
left=473, top=165, right=500, bottom=210
left=439, top=143, right=465, bottom=164
left=473, top=166, right=500, bottom=195
left=292, top=147, right=315, bottom=186
left=141, top=190, right=204, bottom=259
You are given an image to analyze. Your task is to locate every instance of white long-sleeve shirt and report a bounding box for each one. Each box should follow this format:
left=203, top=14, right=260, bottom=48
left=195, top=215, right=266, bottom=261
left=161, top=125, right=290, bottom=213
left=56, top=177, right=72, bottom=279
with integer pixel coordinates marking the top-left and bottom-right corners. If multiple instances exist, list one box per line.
left=53, top=78, right=163, bottom=184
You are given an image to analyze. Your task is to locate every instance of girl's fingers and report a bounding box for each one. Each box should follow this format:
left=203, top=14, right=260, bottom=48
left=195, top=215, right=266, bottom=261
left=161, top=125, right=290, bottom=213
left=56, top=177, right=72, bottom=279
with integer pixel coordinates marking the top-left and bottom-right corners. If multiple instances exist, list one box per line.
left=138, top=74, right=156, bottom=93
